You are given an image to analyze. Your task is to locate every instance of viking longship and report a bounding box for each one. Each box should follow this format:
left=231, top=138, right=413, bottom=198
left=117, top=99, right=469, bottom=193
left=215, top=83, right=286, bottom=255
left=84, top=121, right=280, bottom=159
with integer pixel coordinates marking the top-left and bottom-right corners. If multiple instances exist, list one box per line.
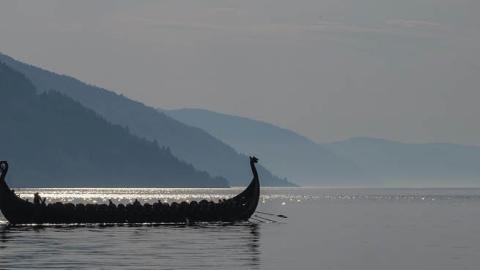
left=0, top=157, right=260, bottom=225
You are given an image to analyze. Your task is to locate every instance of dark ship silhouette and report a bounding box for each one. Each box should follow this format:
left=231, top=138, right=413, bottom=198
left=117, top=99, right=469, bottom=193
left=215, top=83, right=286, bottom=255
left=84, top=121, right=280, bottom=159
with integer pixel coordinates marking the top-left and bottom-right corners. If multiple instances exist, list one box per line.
left=0, top=157, right=260, bottom=225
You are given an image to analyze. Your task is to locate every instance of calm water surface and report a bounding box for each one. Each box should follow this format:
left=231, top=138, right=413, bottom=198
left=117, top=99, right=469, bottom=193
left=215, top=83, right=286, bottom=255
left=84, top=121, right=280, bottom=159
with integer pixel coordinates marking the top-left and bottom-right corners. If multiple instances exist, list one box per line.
left=1, top=187, right=480, bottom=270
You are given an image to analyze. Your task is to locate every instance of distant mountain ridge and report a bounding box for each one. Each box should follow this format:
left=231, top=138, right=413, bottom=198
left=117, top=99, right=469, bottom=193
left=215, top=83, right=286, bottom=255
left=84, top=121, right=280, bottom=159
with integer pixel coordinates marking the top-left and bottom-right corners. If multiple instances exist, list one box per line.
left=0, top=52, right=293, bottom=187
left=166, top=108, right=365, bottom=186
left=167, top=108, right=480, bottom=187
left=0, top=62, right=227, bottom=187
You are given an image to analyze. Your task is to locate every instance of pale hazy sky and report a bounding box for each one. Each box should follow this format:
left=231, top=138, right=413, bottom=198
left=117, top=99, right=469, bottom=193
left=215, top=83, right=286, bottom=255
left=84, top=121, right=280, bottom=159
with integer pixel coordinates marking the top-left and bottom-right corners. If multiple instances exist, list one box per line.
left=1, top=0, right=479, bottom=145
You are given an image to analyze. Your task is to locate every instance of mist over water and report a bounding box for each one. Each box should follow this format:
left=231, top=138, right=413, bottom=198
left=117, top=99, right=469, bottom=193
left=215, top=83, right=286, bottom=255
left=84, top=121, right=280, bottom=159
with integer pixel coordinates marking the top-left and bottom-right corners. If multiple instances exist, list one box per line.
left=2, top=187, right=480, bottom=270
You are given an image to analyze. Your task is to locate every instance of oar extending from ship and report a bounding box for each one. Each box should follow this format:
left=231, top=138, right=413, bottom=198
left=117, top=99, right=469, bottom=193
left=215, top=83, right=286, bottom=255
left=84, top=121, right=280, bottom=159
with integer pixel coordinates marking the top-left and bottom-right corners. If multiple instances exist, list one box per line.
left=256, top=211, right=288, bottom=219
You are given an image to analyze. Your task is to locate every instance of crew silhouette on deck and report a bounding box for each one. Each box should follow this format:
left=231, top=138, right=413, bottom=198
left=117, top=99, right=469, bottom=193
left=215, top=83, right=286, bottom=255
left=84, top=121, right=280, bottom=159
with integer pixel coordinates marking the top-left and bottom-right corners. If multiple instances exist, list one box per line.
left=34, top=193, right=41, bottom=204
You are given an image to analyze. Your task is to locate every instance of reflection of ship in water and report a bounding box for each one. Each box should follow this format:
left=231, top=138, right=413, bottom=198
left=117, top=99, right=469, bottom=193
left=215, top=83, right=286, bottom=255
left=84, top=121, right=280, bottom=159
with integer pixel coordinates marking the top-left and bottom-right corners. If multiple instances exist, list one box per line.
left=0, top=222, right=261, bottom=269
left=247, top=223, right=261, bottom=269
left=0, top=224, right=8, bottom=248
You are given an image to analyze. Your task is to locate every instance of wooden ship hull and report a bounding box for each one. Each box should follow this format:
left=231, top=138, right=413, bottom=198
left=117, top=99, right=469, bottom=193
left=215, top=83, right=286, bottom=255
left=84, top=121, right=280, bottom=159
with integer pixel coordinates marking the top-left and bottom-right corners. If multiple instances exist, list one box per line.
left=0, top=158, right=260, bottom=225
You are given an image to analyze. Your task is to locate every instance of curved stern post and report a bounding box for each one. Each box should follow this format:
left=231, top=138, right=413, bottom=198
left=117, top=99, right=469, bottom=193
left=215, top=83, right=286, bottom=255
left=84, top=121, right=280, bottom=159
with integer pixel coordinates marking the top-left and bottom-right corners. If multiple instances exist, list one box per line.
left=0, top=161, right=34, bottom=224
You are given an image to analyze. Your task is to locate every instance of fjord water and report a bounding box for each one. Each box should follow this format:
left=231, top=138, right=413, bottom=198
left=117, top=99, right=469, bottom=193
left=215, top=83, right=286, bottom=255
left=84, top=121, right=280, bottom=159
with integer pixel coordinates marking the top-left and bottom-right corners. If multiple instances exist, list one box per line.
left=1, top=188, right=480, bottom=270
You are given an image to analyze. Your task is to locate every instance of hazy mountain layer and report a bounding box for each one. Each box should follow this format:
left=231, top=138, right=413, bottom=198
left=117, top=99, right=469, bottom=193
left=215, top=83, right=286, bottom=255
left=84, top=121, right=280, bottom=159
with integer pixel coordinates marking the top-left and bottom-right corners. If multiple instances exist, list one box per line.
left=0, top=53, right=293, bottom=187
left=0, top=62, right=228, bottom=188
left=325, top=137, right=480, bottom=187
left=167, top=108, right=364, bottom=186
